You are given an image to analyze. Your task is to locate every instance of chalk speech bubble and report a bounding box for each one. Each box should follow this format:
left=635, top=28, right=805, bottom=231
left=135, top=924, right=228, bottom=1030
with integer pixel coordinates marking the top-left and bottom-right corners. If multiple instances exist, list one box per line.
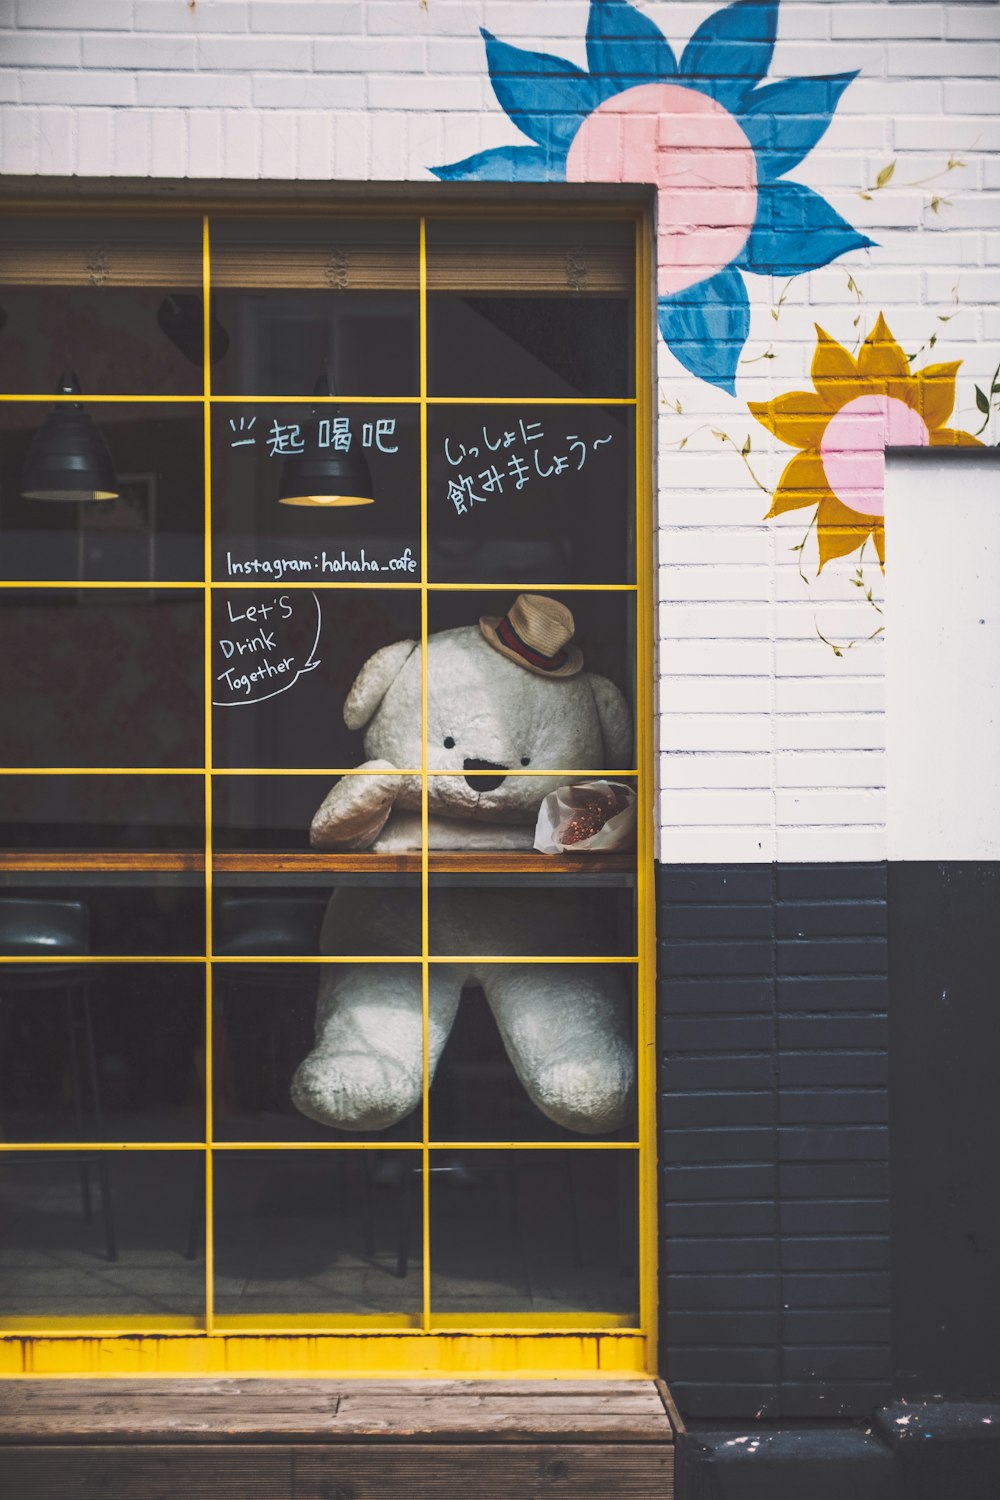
left=213, top=590, right=322, bottom=707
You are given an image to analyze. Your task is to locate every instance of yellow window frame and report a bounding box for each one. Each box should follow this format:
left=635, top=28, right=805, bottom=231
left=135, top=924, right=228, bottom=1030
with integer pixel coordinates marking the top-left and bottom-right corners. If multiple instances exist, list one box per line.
left=0, top=192, right=657, bottom=1379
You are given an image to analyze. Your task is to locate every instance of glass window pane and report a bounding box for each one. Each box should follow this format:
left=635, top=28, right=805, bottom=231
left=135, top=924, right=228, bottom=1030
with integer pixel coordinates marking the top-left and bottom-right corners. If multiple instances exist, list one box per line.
left=429, top=866, right=637, bottom=959
left=212, top=589, right=422, bottom=772
left=428, top=404, right=634, bottom=585
left=213, top=1149, right=422, bottom=1325
left=0, top=775, right=204, bottom=955
left=0, top=1149, right=204, bottom=1326
left=0, top=207, right=649, bottom=1350
left=428, top=964, right=636, bottom=1144
left=0, top=773, right=202, bottom=852
left=0, top=217, right=204, bottom=397
left=0, top=404, right=204, bottom=584
left=210, top=220, right=419, bottom=397
left=213, top=962, right=423, bottom=1143
left=0, top=963, right=204, bottom=1143
left=214, top=875, right=422, bottom=959
left=429, top=1149, right=638, bottom=1324
left=426, top=221, right=634, bottom=399
left=213, top=772, right=331, bottom=852
left=0, top=878, right=203, bottom=958
left=212, top=401, right=419, bottom=583
left=0, top=590, right=203, bottom=769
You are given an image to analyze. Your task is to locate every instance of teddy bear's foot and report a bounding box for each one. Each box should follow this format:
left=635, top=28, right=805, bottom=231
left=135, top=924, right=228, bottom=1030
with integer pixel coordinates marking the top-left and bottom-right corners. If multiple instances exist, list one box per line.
left=291, top=1049, right=421, bottom=1132
left=528, top=1049, right=634, bottom=1135
left=482, top=963, right=635, bottom=1136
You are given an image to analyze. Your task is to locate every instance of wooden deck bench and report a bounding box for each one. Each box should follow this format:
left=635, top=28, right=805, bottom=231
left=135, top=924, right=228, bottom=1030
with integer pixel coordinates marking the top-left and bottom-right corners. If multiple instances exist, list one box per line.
left=0, top=1377, right=680, bottom=1498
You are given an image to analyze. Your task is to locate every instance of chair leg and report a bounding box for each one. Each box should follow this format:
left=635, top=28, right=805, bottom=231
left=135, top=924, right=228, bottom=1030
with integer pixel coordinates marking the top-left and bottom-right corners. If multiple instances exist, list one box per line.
left=78, top=1160, right=94, bottom=1223
left=78, top=989, right=116, bottom=1262
left=185, top=1156, right=204, bottom=1262
left=80, top=992, right=104, bottom=1130
left=65, top=993, right=93, bottom=1221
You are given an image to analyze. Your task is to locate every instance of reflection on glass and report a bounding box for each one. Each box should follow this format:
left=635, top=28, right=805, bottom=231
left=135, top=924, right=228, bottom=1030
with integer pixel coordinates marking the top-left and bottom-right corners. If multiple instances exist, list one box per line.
left=210, top=220, right=419, bottom=397
left=428, top=405, right=634, bottom=584
left=426, top=221, right=634, bottom=399
left=0, top=590, right=203, bottom=769
left=0, top=405, right=204, bottom=583
left=0, top=1151, right=204, bottom=1322
left=213, top=773, right=334, bottom=852
left=213, top=961, right=422, bottom=1144
left=428, top=964, right=636, bottom=1143
left=213, top=1150, right=422, bottom=1322
left=0, top=217, right=205, bottom=396
left=212, top=402, right=419, bottom=583
left=0, top=774, right=203, bottom=852
left=0, top=879, right=203, bottom=957
left=0, top=964, right=204, bottom=1142
left=428, top=875, right=636, bottom=957
left=429, top=1150, right=638, bottom=1322
left=214, top=892, right=328, bottom=957
left=211, top=589, right=421, bottom=771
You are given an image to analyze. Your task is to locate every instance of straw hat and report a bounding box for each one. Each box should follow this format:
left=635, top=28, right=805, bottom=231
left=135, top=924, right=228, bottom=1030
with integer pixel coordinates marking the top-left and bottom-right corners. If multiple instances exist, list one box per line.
left=479, top=594, right=583, bottom=678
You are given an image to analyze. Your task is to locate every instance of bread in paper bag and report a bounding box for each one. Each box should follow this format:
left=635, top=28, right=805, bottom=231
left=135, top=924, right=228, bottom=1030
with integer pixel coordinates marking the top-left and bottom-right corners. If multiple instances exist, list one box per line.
left=533, top=780, right=636, bottom=854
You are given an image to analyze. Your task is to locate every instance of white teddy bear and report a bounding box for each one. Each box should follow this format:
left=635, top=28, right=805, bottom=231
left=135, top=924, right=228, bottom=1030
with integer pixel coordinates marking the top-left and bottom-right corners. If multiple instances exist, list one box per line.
left=291, top=595, right=636, bottom=1136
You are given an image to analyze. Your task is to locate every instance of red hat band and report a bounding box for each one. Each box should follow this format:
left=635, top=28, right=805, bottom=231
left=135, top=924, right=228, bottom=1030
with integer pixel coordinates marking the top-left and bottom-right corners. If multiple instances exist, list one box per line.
left=495, top=614, right=569, bottom=673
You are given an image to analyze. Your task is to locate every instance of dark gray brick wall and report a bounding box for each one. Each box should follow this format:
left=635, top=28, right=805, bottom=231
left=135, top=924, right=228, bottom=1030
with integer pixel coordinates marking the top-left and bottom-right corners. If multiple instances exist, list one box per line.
left=657, top=862, right=891, bottom=1421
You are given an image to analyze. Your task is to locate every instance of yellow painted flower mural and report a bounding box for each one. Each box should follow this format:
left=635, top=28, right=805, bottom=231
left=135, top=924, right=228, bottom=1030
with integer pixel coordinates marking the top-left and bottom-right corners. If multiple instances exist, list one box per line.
left=750, top=314, right=982, bottom=570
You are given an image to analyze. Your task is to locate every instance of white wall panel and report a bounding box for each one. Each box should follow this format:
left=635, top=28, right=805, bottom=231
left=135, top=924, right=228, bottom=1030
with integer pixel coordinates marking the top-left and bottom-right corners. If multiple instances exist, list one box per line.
left=887, top=452, right=1000, bottom=860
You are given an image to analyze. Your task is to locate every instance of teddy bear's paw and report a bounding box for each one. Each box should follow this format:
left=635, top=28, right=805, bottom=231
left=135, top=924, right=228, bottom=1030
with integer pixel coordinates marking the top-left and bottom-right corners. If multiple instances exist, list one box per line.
left=290, top=1049, right=420, bottom=1131
left=529, top=1050, right=635, bottom=1136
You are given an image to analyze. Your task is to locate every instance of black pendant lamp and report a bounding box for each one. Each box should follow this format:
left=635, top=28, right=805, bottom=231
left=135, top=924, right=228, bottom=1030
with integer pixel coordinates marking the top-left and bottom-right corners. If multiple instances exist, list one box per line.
left=20, top=367, right=118, bottom=502
left=278, top=373, right=374, bottom=509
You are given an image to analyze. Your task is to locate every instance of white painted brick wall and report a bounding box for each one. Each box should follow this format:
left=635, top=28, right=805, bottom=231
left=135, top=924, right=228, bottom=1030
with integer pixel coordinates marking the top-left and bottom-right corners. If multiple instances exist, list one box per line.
left=0, top=0, right=998, bottom=863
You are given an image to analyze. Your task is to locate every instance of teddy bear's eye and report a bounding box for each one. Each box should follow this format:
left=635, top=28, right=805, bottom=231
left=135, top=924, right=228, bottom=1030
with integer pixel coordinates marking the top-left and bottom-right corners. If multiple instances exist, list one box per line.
left=521, top=756, right=531, bottom=766
left=443, top=736, right=456, bottom=750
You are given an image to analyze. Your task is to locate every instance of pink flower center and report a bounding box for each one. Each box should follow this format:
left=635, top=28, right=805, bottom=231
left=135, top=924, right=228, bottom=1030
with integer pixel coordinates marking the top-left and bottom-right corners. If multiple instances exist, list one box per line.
left=820, top=395, right=930, bottom=518
left=565, top=82, right=758, bottom=297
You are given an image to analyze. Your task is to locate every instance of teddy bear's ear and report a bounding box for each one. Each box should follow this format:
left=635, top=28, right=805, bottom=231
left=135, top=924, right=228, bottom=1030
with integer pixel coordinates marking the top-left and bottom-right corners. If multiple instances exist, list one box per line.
left=587, top=673, right=633, bottom=768
left=344, top=640, right=418, bottom=731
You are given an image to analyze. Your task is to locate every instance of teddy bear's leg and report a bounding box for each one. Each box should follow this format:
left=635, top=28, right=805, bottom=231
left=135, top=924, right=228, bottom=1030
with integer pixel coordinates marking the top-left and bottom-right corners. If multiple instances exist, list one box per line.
left=291, top=964, right=464, bottom=1132
left=481, top=964, right=635, bottom=1135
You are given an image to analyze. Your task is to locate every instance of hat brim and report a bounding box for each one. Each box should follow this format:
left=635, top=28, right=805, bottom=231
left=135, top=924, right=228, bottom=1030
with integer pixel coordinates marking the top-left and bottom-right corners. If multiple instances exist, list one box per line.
left=479, top=616, right=584, bottom=678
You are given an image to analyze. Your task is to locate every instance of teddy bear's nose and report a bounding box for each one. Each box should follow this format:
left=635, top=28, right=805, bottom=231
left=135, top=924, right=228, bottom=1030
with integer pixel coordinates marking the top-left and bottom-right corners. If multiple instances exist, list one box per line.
left=463, top=758, right=507, bottom=792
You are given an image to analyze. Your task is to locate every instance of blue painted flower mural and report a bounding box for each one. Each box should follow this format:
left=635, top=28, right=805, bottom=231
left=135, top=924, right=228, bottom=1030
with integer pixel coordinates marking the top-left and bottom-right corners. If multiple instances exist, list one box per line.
left=432, top=0, right=873, bottom=395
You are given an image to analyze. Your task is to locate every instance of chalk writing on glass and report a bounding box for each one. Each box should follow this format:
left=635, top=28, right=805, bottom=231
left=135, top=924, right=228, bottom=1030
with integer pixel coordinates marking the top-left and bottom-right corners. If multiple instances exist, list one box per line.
left=266, top=421, right=305, bottom=457
left=225, top=549, right=417, bottom=581
left=317, top=416, right=351, bottom=450
left=213, top=591, right=321, bottom=707
left=443, top=421, right=615, bottom=518
left=229, top=414, right=399, bottom=455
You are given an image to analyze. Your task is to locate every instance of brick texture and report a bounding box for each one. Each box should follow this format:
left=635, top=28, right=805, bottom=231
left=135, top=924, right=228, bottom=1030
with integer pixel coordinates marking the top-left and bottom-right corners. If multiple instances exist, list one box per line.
left=658, top=863, right=891, bottom=1420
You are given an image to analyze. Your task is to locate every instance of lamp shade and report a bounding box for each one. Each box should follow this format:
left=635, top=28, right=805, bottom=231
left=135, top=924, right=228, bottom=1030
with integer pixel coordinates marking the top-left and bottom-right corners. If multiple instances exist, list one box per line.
left=20, top=368, right=118, bottom=503
left=277, top=374, right=375, bottom=508
left=278, top=447, right=375, bottom=508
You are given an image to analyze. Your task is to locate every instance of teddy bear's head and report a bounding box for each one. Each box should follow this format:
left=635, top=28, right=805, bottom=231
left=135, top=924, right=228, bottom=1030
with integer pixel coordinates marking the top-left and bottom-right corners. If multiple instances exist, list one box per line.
left=343, top=602, right=632, bottom=825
